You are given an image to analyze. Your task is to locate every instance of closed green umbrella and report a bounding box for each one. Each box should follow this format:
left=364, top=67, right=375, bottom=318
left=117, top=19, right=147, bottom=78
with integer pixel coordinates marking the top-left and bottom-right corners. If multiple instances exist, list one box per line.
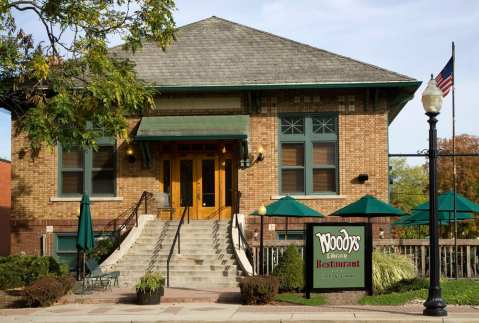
left=332, top=195, right=405, bottom=223
left=77, top=193, right=95, bottom=285
left=251, top=196, right=323, bottom=240
left=77, top=193, right=95, bottom=251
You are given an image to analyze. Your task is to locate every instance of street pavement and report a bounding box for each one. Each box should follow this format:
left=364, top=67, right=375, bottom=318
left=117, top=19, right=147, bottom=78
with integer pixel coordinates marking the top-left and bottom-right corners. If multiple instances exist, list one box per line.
left=1, top=303, right=479, bottom=323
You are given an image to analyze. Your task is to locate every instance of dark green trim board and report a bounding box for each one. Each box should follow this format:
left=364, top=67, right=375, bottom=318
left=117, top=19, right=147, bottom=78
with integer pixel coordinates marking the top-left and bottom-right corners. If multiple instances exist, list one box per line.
left=135, top=115, right=250, bottom=141
left=151, top=81, right=421, bottom=92
left=136, top=135, right=247, bottom=141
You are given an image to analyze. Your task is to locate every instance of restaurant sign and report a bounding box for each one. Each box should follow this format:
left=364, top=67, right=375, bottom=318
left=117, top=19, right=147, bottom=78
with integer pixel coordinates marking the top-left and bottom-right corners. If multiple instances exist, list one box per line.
left=305, top=223, right=372, bottom=296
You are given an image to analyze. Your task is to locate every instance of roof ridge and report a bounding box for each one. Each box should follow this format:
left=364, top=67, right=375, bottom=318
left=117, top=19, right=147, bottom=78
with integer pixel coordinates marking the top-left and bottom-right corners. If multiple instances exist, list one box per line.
left=209, top=16, right=415, bottom=81
left=108, top=16, right=214, bottom=52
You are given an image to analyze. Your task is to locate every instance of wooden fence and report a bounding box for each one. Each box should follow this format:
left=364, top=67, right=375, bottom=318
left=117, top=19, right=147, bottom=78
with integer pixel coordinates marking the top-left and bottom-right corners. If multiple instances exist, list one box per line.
left=251, top=239, right=479, bottom=278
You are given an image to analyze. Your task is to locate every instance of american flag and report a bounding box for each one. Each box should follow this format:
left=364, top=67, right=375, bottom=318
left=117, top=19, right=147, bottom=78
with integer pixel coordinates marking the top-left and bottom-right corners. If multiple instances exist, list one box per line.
left=435, top=57, right=453, bottom=97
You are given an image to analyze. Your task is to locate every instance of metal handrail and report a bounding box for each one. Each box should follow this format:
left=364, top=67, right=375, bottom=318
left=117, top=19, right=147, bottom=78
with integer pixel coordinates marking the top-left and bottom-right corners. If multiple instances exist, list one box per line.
left=230, top=191, right=255, bottom=272
left=99, top=191, right=153, bottom=246
left=119, top=191, right=153, bottom=231
left=166, top=206, right=190, bottom=287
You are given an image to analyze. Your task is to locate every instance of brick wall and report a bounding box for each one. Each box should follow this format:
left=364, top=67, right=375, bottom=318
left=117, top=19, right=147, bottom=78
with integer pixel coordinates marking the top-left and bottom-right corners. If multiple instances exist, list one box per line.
left=0, top=159, right=11, bottom=255
left=10, top=89, right=393, bottom=254
left=238, top=90, right=391, bottom=240
left=10, top=118, right=160, bottom=255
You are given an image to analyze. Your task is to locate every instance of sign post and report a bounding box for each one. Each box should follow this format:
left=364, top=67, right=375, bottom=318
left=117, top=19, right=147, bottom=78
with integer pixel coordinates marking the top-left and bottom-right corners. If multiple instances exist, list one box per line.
left=305, top=223, right=372, bottom=298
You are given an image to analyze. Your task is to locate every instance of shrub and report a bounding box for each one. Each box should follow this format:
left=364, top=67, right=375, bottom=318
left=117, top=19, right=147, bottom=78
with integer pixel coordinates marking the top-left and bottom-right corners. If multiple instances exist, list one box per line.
left=272, top=245, right=304, bottom=292
left=239, top=276, right=279, bottom=305
left=372, top=251, right=416, bottom=294
left=136, top=272, right=165, bottom=295
left=0, top=256, right=69, bottom=290
left=0, top=262, right=23, bottom=290
left=57, top=276, right=76, bottom=294
left=23, top=276, right=75, bottom=307
left=88, top=237, right=117, bottom=263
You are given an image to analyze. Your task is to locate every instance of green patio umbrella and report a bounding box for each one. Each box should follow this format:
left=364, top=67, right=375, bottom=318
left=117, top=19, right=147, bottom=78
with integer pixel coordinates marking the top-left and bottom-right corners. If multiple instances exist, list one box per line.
left=331, top=194, right=405, bottom=223
left=413, top=191, right=479, bottom=214
left=415, top=191, right=479, bottom=279
left=77, top=193, right=95, bottom=284
left=251, top=196, right=323, bottom=274
left=251, top=196, right=324, bottom=239
left=403, top=210, right=474, bottom=226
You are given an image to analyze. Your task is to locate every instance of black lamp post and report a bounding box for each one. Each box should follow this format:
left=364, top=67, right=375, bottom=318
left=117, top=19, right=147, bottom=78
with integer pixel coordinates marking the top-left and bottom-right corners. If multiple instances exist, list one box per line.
left=258, top=205, right=267, bottom=275
left=422, top=77, right=447, bottom=317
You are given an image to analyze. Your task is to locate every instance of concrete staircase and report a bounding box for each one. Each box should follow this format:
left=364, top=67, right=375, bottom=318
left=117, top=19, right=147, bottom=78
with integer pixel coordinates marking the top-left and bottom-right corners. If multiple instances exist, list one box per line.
left=111, top=220, right=242, bottom=288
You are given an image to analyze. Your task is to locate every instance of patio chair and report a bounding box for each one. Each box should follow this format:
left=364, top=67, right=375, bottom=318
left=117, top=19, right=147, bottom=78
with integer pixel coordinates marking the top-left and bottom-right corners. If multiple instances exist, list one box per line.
left=85, top=259, right=120, bottom=289
left=153, top=192, right=175, bottom=220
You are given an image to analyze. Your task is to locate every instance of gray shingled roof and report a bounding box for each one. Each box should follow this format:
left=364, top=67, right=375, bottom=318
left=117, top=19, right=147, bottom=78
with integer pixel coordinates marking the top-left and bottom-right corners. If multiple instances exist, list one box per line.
left=110, top=16, right=417, bottom=87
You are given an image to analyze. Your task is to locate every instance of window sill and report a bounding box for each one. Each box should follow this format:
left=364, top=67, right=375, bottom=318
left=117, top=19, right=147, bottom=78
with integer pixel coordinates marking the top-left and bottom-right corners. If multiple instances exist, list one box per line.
left=271, top=195, right=346, bottom=200
left=50, top=196, right=124, bottom=202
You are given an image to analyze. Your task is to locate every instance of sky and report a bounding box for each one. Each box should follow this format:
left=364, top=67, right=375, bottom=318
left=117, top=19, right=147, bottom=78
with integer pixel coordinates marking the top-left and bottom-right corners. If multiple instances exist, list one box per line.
left=1, top=0, right=478, bottom=164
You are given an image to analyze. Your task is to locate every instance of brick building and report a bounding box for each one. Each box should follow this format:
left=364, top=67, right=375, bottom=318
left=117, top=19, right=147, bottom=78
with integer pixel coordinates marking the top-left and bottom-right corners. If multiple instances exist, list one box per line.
left=0, top=158, right=11, bottom=256
left=10, top=17, right=419, bottom=276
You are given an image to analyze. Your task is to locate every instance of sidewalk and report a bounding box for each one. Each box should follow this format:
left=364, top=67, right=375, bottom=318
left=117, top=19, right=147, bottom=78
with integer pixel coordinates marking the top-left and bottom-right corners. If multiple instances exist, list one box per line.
left=1, top=303, right=479, bottom=323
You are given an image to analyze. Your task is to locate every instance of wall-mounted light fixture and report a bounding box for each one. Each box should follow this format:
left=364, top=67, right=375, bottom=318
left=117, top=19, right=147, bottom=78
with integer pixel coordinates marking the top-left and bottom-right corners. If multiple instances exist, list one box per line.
left=126, top=145, right=136, bottom=163
left=257, top=145, right=265, bottom=161
left=357, top=173, right=369, bottom=183
left=221, top=145, right=227, bottom=154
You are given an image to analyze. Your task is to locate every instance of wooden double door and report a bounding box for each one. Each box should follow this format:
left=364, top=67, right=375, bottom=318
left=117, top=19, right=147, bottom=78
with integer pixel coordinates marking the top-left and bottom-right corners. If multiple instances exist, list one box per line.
left=159, top=153, right=236, bottom=220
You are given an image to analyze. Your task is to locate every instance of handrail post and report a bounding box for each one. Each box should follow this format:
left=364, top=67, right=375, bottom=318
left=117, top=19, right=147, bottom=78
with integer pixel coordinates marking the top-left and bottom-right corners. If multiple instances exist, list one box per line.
left=178, top=221, right=181, bottom=254
left=167, top=266, right=170, bottom=287
left=237, top=214, right=241, bottom=249
left=144, top=193, right=148, bottom=214
left=167, top=206, right=189, bottom=289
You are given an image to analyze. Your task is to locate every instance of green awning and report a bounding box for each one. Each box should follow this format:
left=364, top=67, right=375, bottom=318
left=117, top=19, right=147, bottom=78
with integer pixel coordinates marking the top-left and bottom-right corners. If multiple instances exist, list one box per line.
left=135, top=115, right=250, bottom=141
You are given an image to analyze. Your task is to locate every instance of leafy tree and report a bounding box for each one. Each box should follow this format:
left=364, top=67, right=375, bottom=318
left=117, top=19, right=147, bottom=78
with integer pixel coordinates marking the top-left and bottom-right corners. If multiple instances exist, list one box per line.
left=389, top=158, right=428, bottom=212
left=0, top=0, right=176, bottom=155
left=437, top=134, right=479, bottom=202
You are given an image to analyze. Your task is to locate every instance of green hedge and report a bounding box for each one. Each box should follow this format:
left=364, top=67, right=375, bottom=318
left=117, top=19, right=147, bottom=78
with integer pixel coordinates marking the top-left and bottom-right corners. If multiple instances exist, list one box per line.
left=272, top=245, right=304, bottom=292
left=0, top=256, right=69, bottom=290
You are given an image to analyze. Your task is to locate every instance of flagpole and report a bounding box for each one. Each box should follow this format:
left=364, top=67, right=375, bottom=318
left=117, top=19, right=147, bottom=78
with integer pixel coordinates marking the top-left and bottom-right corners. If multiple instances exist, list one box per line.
left=452, top=41, right=458, bottom=279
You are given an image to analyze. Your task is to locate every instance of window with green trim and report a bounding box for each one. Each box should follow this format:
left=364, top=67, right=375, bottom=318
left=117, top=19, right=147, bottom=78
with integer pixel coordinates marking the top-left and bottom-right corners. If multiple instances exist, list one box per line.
left=279, top=114, right=338, bottom=194
left=59, top=141, right=116, bottom=196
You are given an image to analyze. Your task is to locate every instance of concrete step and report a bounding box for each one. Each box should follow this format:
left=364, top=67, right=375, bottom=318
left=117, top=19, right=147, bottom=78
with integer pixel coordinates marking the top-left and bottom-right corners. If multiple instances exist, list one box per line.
left=114, top=257, right=237, bottom=267
left=108, top=218, right=240, bottom=289
left=114, top=262, right=236, bottom=272
left=135, top=237, right=230, bottom=244
left=126, top=248, right=235, bottom=255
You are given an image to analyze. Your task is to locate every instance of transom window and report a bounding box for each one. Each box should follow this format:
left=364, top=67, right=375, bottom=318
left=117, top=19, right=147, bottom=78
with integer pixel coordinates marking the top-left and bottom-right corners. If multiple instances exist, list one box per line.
left=281, top=116, right=305, bottom=135
left=59, top=139, right=116, bottom=196
left=280, top=114, right=338, bottom=194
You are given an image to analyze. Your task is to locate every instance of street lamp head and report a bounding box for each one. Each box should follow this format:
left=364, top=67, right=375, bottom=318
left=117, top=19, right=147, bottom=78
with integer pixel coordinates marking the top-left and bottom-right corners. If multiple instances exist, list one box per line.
left=422, top=77, right=443, bottom=114
left=258, top=205, right=267, bottom=216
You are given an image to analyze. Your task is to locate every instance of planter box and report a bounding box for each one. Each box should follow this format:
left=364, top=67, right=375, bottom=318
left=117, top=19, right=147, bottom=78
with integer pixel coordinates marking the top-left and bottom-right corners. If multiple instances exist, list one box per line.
left=136, top=287, right=164, bottom=305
